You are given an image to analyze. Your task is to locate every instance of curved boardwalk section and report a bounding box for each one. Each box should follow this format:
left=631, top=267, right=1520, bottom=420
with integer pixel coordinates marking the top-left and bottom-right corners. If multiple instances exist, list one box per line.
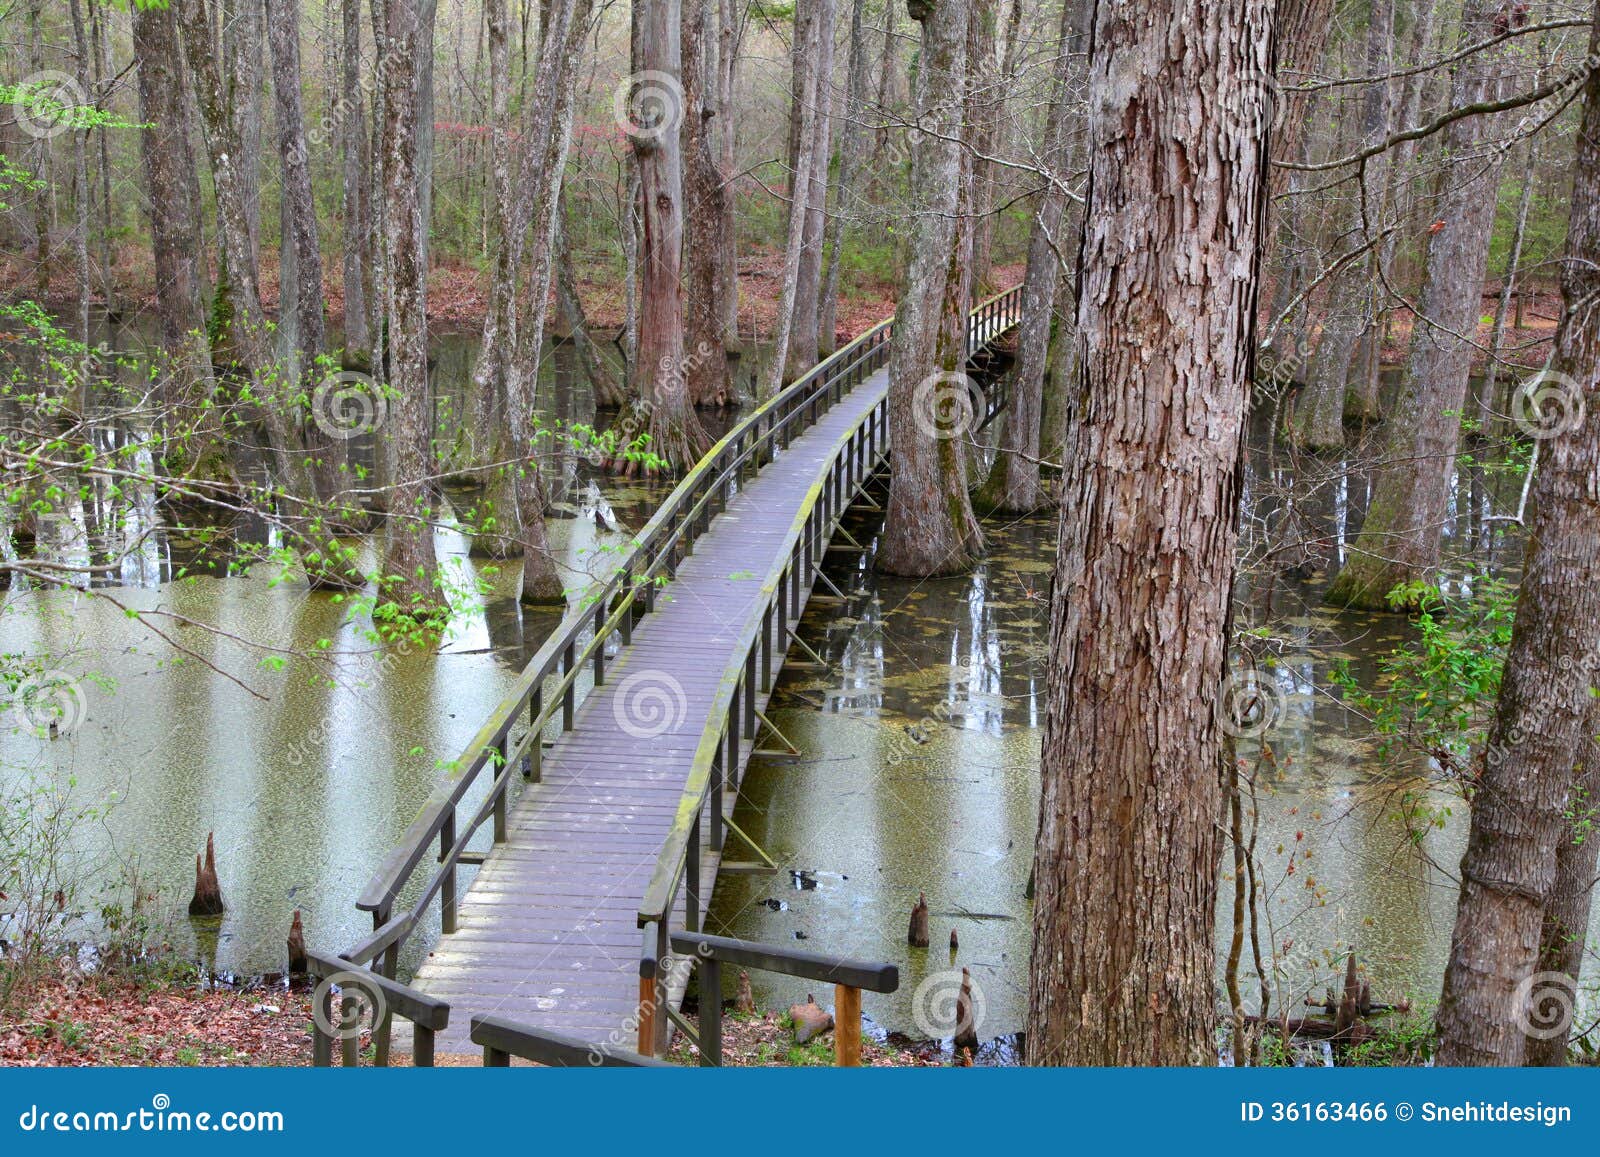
left=335, top=290, right=1021, bottom=1057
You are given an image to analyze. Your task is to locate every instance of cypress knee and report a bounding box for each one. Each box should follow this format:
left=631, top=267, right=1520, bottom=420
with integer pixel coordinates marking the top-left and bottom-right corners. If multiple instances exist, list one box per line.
left=287, top=909, right=307, bottom=974
left=734, top=970, right=756, bottom=1015
left=908, top=892, right=930, bottom=947
left=953, top=966, right=980, bottom=1055
left=188, top=831, right=224, bottom=916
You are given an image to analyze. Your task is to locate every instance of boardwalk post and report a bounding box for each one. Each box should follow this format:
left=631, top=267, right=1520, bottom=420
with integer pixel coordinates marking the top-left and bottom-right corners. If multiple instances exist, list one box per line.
left=760, top=605, right=773, bottom=691
left=638, top=924, right=660, bottom=1058
left=440, top=810, right=458, bottom=933
left=700, top=955, right=722, bottom=1066
left=835, top=983, right=861, bottom=1067
left=593, top=605, right=606, bottom=685
left=527, top=690, right=542, bottom=782
left=743, top=654, right=756, bottom=738
left=686, top=813, right=701, bottom=933
left=562, top=642, right=576, bottom=729
left=710, top=746, right=724, bottom=854
left=493, top=739, right=508, bottom=843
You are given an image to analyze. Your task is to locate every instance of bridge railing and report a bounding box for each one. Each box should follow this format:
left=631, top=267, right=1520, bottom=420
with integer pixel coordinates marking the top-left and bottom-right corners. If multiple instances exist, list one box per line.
left=338, top=283, right=1017, bottom=981
left=631, top=287, right=1024, bottom=1052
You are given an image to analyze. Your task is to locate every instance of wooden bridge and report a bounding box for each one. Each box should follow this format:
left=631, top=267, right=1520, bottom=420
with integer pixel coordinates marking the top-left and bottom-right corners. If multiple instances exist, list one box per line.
left=317, top=288, right=1022, bottom=1061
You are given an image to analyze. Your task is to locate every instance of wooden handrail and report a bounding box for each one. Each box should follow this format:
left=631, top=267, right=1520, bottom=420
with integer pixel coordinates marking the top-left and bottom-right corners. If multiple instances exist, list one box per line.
left=635, top=286, right=1024, bottom=930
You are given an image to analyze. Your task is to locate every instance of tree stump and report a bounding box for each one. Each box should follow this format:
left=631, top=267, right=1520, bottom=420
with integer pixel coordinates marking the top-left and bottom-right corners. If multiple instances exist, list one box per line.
left=789, top=994, right=834, bottom=1045
left=188, top=832, right=224, bottom=916
left=287, top=909, right=307, bottom=974
left=908, top=891, right=930, bottom=947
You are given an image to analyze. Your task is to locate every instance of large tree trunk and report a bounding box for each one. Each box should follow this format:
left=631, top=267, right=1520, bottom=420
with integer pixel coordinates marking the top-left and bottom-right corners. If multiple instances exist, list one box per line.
left=133, top=0, right=206, bottom=360
left=876, top=0, right=980, bottom=578
left=974, top=0, right=1077, bottom=514
left=715, top=0, right=742, bottom=350
left=624, top=0, right=711, bottom=469
left=265, top=0, right=336, bottom=498
left=1435, top=9, right=1600, bottom=1063
left=1325, top=0, right=1519, bottom=611
left=377, top=0, right=440, bottom=612
left=785, top=0, right=835, bottom=373
left=508, top=0, right=592, bottom=603
left=223, top=0, right=264, bottom=272
left=340, top=0, right=372, bottom=351
left=817, top=0, right=870, bottom=356
left=1525, top=701, right=1600, bottom=1066
left=761, top=0, right=822, bottom=398
left=681, top=0, right=734, bottom=407
left=1288, top=0, right=1393, bottom=452
left=1026, top=0, right=1272, bottom=1066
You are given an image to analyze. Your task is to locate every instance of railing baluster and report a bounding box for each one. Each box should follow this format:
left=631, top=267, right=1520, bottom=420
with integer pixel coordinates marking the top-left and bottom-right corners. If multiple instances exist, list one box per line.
left=701, top=956, right=722, bottom=1066
left=527, top=690, right=542, bottom=782
left=493, top=738, right=509, bottom=843
left=686, top=813, right=701, bottom=934
left=440, top=810, right=458, bottom=934
left=562, top=642, right=576, bottom=730
left=593, top=605, right=606, bottom=685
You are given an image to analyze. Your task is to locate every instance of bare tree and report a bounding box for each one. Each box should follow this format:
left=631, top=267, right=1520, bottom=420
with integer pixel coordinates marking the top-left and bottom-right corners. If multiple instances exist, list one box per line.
left=1027, top=0, right=1273, bottom=1065
left=1436, top=8, right=1600, bottom=1063
left=1326, top=0, right=1521, bottom=610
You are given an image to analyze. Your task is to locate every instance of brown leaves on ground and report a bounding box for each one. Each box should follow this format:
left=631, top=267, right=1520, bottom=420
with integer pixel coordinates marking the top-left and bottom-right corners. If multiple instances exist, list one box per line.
left=0, top=975, right=313, bottom=1067
left=662, top=1006, right=943, bottom=1068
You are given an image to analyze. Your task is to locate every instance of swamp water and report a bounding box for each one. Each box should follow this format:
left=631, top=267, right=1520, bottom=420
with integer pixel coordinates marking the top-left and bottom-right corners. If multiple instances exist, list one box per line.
left=2, top=324, right=1569, bottom=1052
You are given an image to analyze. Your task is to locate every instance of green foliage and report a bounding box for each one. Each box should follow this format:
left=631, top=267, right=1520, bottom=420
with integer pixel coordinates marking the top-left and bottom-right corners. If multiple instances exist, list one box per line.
left=1331, top=575, right=1516, bottom=838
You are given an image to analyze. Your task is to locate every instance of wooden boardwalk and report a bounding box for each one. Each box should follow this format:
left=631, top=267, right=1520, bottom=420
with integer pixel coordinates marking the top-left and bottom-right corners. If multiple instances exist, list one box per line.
left=408, top=367, right=892, bottom=1053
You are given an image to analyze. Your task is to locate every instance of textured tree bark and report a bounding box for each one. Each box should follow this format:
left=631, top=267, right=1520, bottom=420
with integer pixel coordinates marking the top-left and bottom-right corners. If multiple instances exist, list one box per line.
left=377, top=0, right=441, bottom=610
left=1289, top=0, right=1392, bottom=453
left=974, top=0, right=1076, bottom=514
left=762, top=0, right=821, bottom=398
left=222, top=0, right=264, bottom=272
left=177, top=0, right=325, bottom=518
left=1524, top=703, right=1600, bottom=1066
left=818, top=0, right=870, bottom=357
left=265, top=0, right=338, bottom=500
left=715, top=0, right=742, bottom=350
left=1325, top=0, right=1518, bottom=611
left=785, top=0, right=835, bottom=373
left=681, top=0, right=734, bottom=407
left=1435, top=9, right=1600, bottom=1063
left=1027, top=0, right=1272, bottom=1066
left=339, top=0, right=372, bottom=352
left=876, top=0, right=980, bottom=578
left=622, top=0, right=712, bottom=470
left=1266, top=0, right=1333, bottom=204
left=508, top=0, right=591, bottom=603
left=133, top=0, right=206, bottom=361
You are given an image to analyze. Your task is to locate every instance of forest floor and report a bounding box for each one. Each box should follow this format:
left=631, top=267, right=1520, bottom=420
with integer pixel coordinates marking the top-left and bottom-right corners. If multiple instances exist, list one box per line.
left=0, top=965, right=947, bottom=1066
left=3, top=241, right=1025, bottom=349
